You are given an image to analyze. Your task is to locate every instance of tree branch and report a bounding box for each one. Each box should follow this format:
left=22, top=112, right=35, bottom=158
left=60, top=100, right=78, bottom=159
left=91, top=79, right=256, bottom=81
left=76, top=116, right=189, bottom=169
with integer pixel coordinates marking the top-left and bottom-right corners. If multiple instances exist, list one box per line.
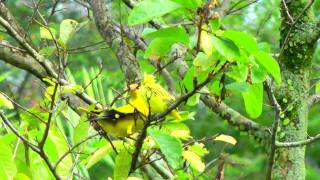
left=264, top=79, right=282, bottom=180
left=308, top=93, right=320, bottom=108
left=276, top=133, right=320, bottom=147
left=200, top=95, right=270, bottom=140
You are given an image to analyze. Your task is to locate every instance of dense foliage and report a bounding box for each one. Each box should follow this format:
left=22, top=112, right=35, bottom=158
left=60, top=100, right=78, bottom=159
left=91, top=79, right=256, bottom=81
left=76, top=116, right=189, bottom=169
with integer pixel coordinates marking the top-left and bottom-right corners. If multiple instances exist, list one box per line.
left=0, top=0, right=319, bottom=179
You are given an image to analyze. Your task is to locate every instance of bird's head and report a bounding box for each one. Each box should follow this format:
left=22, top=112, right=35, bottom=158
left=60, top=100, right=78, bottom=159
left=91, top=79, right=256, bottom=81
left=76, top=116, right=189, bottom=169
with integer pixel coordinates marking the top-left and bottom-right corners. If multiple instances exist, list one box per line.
left=129, top=83, right=140, bottom=96
left=143, top=73, right=155, bottom=84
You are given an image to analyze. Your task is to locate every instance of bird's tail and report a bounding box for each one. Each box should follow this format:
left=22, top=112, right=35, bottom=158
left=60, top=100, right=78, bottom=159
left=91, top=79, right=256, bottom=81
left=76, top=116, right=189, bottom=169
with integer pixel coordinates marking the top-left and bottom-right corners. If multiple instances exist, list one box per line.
left=170, top=110, right=182, bottom=120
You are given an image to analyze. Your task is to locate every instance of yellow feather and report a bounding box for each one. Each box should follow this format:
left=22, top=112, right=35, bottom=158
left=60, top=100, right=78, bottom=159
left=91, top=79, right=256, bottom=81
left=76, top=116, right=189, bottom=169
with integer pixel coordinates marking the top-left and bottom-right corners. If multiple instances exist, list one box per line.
left=129, top=73, right=182, bottom=120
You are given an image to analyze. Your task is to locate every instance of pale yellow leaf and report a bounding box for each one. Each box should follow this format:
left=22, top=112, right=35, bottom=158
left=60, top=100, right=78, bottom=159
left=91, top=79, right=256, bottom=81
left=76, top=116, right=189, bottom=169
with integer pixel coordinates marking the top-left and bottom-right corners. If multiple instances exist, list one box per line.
left=200, top=30, right=213, bottom=55
left=170, top=129, right=191, bottom=140
left=214, top=134, right=237, bottom=145
left=182, top=151, right=205, bottom=172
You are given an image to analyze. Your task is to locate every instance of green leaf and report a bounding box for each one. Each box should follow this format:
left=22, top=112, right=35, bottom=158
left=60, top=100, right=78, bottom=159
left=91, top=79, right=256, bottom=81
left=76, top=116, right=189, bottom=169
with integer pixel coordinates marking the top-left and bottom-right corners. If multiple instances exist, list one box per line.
left=143, top=27, right=189, bottom=45
left=187, top=94, right=200, bottom=106
left=59, top=19, right=78, bottom=46
left=225, top=82, right=249, bottom=93
left=242, top=83, right=263, bottom=118
left=187, top=143, right=209, bottom=157
left=149, top=129, right=183, bottom=169
left=73, top=115, right=90, bottom=151
left=86, top=141, right=123, bottom=168
left=40, top=27, right=56, bottom=40
left=14, top=173, right=31, bottom=180
left=39, top=46, right=56, bottom=57
left=144, top=38, right=175, bottom=59
left=170, top=0, right=202, bottom=9
left=47, top=125, right=73, bottom=179
left=0, top=139, right=17, bottom=180
left=209, top=19, right=221, bottom=32
left=0, top=92, right=14, bottom=109
left=182, top=66, right=195, bottom=91
left=251, top=63, right=267, bottom=83
left=193, top=52, right=209, bottom=70
left=212, top=36, right=240, bottom=61
left=254, top=51, right=281, bottom=84
left=114, top=150, right=132, bottom=180
left=158, top=122, right=191, bottom=140
left=128, top=0, right=182, bottom=26
left=222, top=30, right=258, bottom=54
left=316, top=83, right=320, bottom=93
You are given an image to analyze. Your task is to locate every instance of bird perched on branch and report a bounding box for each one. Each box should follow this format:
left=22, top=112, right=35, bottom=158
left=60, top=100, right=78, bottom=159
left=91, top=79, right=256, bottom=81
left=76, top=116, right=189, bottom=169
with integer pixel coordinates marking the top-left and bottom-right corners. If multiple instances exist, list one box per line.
left=88, top=104, right=145, bottom=137
left=129, top=73, right=182, bottom=120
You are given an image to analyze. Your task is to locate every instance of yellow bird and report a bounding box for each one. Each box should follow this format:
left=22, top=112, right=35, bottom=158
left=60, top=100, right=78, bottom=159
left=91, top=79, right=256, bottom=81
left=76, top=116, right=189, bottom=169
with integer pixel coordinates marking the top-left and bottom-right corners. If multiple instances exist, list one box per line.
left=89, top=104, right=145, bottom=137
left=129, top=74, right=182, bottom=120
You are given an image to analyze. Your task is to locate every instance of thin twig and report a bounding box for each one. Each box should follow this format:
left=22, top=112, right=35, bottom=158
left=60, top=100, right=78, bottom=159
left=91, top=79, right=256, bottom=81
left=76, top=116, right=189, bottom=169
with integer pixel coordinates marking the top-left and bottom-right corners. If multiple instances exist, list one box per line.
left=0, top=110, right=39, bottom=152
left=279, top=0, right=315, bottom=57
left=54, top=134, right=99, bottom=170
left=264, top=79, right=282, bottom=180
left=84, top=64, right=103, bottom=90
left=281, top=0, right=294, bottom=24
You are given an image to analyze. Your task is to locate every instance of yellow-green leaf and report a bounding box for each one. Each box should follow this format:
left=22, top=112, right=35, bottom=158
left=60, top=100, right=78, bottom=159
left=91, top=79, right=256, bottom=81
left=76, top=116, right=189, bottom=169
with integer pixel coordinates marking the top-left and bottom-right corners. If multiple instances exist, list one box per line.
left=114, top=150, right=132, bottom=180
left=182, top=151, right=205, bottom=172
left=0, top=92, right=14, bottom=109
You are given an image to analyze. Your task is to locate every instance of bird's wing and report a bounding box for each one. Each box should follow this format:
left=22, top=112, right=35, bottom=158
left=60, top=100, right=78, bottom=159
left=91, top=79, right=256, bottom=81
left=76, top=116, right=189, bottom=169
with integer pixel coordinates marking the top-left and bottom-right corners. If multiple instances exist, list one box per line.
left=144, top=83, right=175, bottom=105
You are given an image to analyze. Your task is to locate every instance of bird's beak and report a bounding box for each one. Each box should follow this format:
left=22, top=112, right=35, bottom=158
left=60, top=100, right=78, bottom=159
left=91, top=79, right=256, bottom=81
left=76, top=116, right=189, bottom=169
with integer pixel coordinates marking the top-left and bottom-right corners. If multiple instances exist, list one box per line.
left=129, top=84, right=139, bottom=91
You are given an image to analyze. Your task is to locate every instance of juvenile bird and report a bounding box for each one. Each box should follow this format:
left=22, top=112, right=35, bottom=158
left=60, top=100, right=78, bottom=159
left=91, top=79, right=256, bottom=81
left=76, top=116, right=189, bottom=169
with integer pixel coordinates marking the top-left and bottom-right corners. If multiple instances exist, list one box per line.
left=129, top=74, right=182, bottom=120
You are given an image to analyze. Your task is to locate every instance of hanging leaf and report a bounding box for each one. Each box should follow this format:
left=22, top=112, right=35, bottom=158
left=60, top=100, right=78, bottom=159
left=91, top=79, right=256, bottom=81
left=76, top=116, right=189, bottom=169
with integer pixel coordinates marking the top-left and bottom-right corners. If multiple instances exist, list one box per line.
left=149, top=129, right=183, bottom=169
left=128, top=0, right=182, bottom=26
left=214, top=134, right=237, bottom=145
left=212, top=36, right=240, bottom=61
left=242, top=83, right=263, bottom=118
left=225, top=82, right=249, bottom=93
left=114, top=150, right=132, bottom=180
left=254, top=51, right=282, bottom=84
